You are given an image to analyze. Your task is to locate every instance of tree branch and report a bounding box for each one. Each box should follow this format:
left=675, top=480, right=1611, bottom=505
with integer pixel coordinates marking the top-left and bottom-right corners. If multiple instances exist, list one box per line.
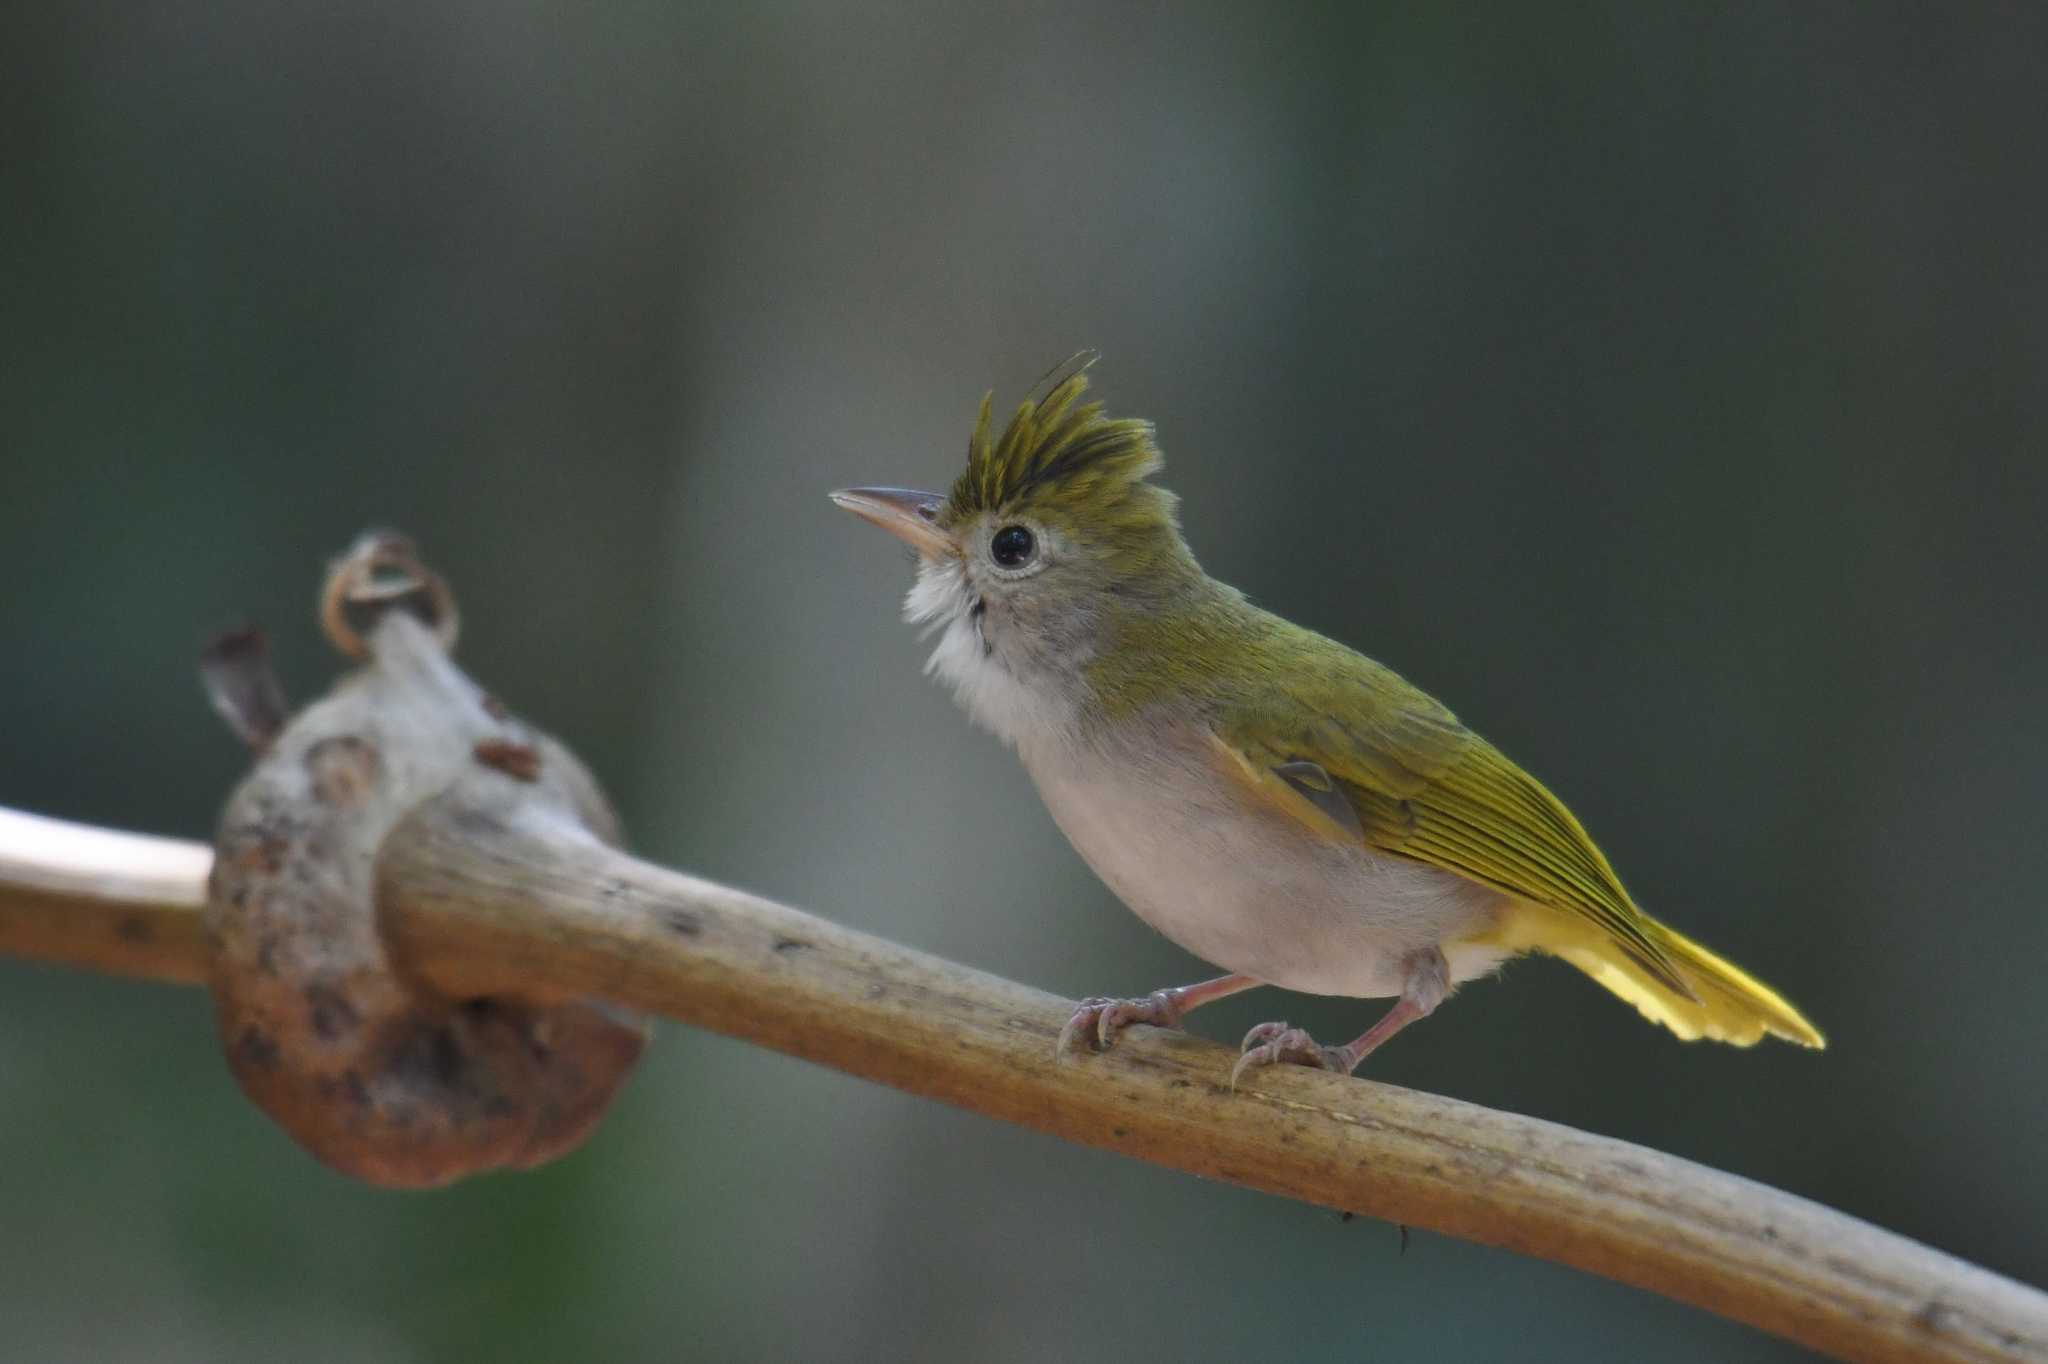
left=0, top=807, right=210, bottom=985
left=2, top=801, right=2042, bottom=1363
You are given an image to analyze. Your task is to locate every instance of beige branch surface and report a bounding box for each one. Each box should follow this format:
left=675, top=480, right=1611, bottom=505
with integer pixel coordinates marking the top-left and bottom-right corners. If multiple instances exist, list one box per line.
left=0, top=807, right=210, bottom=985
left=2, top=799, right=2043, bottom=1364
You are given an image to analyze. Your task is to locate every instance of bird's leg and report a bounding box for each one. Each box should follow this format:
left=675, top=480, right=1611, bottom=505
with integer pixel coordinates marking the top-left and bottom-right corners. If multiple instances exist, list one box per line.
left=1058, top=973, right=1261, bottom=1056
left=1232, top=948, right=1449, bottom=1087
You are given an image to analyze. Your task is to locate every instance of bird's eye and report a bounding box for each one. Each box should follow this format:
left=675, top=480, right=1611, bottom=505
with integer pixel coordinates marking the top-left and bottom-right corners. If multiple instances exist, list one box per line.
left=990, top=525, right=1036, bottom=568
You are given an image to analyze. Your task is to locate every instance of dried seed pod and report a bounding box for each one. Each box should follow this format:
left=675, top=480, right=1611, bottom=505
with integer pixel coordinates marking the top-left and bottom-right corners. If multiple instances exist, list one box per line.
left=203, top=534, right=646, bottom=1187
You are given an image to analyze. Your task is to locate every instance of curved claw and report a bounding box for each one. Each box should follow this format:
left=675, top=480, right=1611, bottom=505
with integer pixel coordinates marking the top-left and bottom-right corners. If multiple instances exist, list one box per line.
left=1240, top=1020, right=1293, bottom=1053
left=1231, top=1022, right=1346, bottom=1090
left=1057, top=997, right=1121, bottom=1056
left=1057, top=989, right=1190, bottom=1059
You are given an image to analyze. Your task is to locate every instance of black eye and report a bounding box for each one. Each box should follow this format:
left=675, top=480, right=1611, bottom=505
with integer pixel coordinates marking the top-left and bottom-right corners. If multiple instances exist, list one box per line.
left=990, top=525, right=1036, bottom=568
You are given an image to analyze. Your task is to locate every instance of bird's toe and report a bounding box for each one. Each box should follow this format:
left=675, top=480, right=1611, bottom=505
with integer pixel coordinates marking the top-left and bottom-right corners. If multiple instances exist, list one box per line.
left=1232, top=1024, right=1344, bottom=1088
left=1057, top=997, right=1120, bottom=1056
left=1240, top=1020, right=1292, bottom=1053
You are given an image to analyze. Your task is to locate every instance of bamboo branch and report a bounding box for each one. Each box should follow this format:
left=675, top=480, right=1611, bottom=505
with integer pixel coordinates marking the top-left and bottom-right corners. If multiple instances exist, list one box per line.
left=2, top=530, right=2042, bottom=1363
left=2, top=801, right=2043, bottom=1363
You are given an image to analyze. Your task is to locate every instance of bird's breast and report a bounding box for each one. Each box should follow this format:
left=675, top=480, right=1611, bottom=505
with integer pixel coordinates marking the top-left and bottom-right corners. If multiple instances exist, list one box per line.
left=1024, top=732, right=1508, bottom=999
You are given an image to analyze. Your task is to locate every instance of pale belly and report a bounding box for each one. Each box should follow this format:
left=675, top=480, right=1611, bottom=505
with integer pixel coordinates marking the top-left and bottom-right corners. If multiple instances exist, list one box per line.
left=1027, top=743, right=1510, bottom=998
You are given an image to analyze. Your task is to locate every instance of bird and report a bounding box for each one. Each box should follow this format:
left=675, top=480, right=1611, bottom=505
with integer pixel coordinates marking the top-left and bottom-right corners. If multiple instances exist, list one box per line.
left=831, top=365, right=1823, bottom=1085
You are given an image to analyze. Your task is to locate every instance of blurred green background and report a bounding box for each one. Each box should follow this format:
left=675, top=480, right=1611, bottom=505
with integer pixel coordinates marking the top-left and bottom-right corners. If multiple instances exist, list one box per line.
left=5, top=4, right=2044, bottom=1360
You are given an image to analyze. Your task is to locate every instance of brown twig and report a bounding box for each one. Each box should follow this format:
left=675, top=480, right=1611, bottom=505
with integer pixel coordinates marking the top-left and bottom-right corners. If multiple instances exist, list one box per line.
left=0, top=530, right=2043, bottom=1363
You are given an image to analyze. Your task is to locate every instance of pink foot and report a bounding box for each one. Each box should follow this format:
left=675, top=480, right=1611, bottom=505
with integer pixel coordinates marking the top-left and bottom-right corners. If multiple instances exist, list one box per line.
left=1056, top=975, right=1262, bottom=1058
left=1058, top=991, right=1184, bottom=1055
left=1231, top=1022, right=1351, bottom=1087
left=1057, top=975, right=1263, bottom=1061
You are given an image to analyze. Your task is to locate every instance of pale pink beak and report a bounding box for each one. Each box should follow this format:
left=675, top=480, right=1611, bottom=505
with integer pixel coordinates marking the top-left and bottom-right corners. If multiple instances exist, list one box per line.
left=830, top=487, right=954, bottom=558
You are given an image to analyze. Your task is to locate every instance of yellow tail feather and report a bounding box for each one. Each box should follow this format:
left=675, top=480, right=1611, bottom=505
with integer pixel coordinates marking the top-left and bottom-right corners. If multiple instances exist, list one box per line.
left=1484, top=907, right=1826, bottom=1048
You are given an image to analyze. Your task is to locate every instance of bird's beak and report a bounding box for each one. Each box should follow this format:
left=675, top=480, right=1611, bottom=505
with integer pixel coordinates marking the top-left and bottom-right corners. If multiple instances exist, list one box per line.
left=829, top=486, right=954, bottom=559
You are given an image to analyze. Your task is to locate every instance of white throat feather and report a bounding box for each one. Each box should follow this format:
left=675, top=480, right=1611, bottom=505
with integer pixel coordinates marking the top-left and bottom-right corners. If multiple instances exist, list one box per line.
left=904, top=557, right=1079, bottom=753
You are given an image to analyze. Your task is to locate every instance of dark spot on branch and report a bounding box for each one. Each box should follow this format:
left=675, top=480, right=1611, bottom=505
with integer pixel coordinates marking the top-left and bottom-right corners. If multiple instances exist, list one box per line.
left=659, top=908, right=702, bottom=937
left=393, top=1023, right=468, bottom=1092
left=773, top=937, right=810, bottom=954
left=228, top=834, right=289, bottom=874
left=452, top=807, right=508, bottom=838
left=473, top=739, right=541, bottom=782
left=115, top=915, right=153, bottom=944
left=305, top=735, right=381, bottom=807
left=1914, top=1301, right=1955, bottom=1333
left=236, top=1026, right=280, bottom=1070
left=305, top=985, right=360, bottom=1041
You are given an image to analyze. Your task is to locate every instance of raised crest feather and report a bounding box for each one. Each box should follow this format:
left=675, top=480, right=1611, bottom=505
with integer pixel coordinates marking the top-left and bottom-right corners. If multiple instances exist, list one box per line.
left=945, top=365, right=1165, bottom=523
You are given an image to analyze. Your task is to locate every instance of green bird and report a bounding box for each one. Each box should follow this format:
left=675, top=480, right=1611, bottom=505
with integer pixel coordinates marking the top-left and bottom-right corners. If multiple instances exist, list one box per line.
left=832, top=368, right=1823, bottom=1083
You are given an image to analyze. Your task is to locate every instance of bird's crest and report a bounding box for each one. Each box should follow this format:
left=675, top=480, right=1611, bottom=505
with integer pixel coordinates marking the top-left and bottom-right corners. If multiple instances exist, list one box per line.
left=945, top=364, right=1165, bottom=525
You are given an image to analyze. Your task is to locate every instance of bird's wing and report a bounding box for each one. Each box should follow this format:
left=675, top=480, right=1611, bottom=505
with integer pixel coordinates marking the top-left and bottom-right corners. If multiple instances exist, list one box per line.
left=1212, top=650, right=1687, bottom=994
